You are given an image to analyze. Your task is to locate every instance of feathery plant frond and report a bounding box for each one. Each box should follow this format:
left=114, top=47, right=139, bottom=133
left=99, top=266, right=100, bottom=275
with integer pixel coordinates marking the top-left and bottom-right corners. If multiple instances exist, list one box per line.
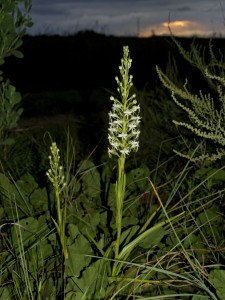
left=156, top=40, right=225, bottom=162
left=168, top=30, right=225, bottom=91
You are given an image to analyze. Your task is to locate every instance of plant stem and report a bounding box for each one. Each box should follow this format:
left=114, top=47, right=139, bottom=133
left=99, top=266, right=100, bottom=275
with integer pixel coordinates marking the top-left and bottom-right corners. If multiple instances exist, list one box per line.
left=55, top=187, right=68, bottom=259
left=47, top=142, right=68, bottom=260
left=114, top=155, right=126, bottom=259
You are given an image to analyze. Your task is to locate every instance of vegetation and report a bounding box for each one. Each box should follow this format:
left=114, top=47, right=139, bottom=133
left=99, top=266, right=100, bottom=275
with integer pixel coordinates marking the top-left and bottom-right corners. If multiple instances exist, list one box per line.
left=0, top=0, right=32, bottom=145
left=1, top=1, right=225, bottom=299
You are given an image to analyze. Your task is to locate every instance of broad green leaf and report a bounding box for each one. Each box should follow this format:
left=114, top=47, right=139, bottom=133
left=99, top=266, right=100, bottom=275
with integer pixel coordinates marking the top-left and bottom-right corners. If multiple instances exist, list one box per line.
left=195, top=167, right=225, bottom=183
left=11, top=49, right=24, bottom=58
left=30, top=187, right=49, bottom=213
left=0, top=137, right=15, bottom=145
left=36, top=239, right=53, bottom=261
left=126, top=165, right=149, bottom=191
left=68, top=222, right=79, bottom=236
left=183, top=233, right=200, bottom=248
left=78, top=160, right=101, bottom=198
left=139, top=226, right=165, bottom=249
left=0, top=287, right=11, bottom=299
left=16, top=173, right=38, bottom=192
left=119, top=212, right=183, bottom=261
left=208, top=269, right=225, bottom=300
left=11, top=216, right=39, bottom=247
left=196, top=206, right=223, bottom=226
left=65, top=234, right=93, bottom=277
left=0, top=172, right=21, bottom=216
left=120, top=225, right=139, bottom=246
left=0, top=172, right=14, bottom=194
left=15, top=173, right=38, bottom=215
left=122, top=216, right=139, bottom=227
left=10, top=215, right=49, bottom=251
left=0, top=207, right=4, bottom=218
left=66, top=259, right=108, bottom=299
left=41, top=277, right=57, bottom=299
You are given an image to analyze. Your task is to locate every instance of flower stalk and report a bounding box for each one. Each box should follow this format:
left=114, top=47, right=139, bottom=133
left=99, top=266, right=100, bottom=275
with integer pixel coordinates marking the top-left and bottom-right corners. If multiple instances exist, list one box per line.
left=108, top=46, right=141, bottom=273
left=46, top=142, right=68, bottom=259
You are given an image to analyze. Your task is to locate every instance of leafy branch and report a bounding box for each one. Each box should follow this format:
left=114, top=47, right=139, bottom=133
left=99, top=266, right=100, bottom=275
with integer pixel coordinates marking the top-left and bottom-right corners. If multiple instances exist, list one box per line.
left=156, top=40, right=225, bottom=162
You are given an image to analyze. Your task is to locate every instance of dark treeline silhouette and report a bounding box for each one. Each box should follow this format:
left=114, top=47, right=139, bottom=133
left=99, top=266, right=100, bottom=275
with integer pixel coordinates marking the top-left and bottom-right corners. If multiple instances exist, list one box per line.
left=3, top=30, right=225, bottom=94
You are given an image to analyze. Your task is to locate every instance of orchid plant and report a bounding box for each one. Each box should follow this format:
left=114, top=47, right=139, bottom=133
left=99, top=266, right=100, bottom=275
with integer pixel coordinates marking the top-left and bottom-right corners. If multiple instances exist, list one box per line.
left=107, top=46, right=184, bottom=280
left=108, top=46, right=141, bottom=274
left=46, top=142, right=68, bottom=259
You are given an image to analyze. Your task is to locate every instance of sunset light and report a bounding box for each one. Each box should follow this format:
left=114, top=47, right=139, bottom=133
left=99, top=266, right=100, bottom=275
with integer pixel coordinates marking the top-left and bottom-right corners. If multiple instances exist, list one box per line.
left=163, top=20, right=191, bottom=28
left=140, top=20, right=214, bottom=38
left=27, top=0, right=225, bottom=37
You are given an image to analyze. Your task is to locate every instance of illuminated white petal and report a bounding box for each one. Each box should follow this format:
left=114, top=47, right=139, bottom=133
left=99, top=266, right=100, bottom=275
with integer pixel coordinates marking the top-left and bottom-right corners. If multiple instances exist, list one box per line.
left=120, top=148, right=130, bottom=155
left=118, top=133, right=128, bottom=139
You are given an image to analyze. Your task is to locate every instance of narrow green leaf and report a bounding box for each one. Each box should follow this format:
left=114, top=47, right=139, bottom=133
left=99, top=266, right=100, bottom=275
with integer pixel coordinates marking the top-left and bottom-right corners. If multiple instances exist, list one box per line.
left=118, top=212, right=184, bottom=260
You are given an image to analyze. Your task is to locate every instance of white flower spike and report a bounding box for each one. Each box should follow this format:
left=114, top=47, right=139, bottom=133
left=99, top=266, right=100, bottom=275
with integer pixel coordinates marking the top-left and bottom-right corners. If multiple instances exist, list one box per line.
left=108, top=46, right=141, bottom=158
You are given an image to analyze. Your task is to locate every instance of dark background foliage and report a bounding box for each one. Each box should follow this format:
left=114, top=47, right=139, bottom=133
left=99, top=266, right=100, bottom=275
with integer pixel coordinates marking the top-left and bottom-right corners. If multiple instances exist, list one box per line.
left=4, top=31, right=224, bottom=95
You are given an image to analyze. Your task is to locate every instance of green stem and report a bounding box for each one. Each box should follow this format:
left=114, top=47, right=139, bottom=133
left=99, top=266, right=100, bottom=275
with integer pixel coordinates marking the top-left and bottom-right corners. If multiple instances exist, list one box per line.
left=55, top=187, right=68, bottom=259
left=55, top=186, right=62, bottom=228
left=114, top=155, right=126, bottom=260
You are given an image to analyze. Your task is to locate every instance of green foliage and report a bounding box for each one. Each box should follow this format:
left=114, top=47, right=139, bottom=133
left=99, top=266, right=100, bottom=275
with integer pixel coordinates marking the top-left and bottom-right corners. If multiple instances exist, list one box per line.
left=126, top=165, right=149, bottom=192
left=46, top=142, right=68, bottom=259
left=0, top=0, right=32, bottom=72
left=156, top=38, right=225, bottom=162
left=0, top=172, right=49, bottom=218
left=1, top=37, right=225, bottom=299
left=0, top=0, right=32, bottom=145
left=78, top=159, right=101, bottom=199
left=208, top=270, right=225, bottom=300
left=137, top=84, right=184, bottom=168
left=0, top=0, right=32, bottom=144
left=0, top=81, right=23, bottom=143
left=1, top=152, right=224, bottom=298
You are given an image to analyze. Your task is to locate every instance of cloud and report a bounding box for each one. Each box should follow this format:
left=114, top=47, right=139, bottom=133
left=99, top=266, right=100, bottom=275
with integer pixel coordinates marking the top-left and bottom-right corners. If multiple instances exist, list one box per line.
left=175, top=6, right=192, bottom=12
left=28, top=0, right=225, bottom=37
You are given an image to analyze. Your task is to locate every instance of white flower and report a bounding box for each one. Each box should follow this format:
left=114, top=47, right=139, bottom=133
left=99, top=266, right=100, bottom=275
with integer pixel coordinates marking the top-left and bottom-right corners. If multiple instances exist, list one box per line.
left=131, top=115, right=141, bottom=122
left=120, top=148, right=130, bottom=155
left=108, top=126, right=117, bottom=133
left=108, top=148, right=115, bottom=157
left=130, top=140, right=139, bottom=150
left=132, top=129, right=140, bottom=138
left=127, top=122, right=137, bottom=130
left=114, top=120, right=123, bottom=126
left=118, top=133, right=128, bottom=139
left=109, top=112, right=118, bottom=119
left=111, top=140, right=120, bottom=149
left=108, top=46, right=141, bottom=158
left=124, top=109, right=133, bottom=117
left=131, top=104, right=140, bottom=113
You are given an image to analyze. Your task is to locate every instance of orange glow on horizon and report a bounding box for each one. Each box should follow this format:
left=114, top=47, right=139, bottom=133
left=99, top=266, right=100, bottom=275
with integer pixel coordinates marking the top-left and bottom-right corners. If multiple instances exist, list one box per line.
left=139, top=20, right=213, bottom=38
left=162, top=20, right=191, bottom=28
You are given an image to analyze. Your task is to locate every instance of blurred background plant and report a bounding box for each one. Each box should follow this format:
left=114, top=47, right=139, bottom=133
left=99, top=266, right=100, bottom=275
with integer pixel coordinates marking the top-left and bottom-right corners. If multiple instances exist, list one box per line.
left=0, top=0, right=32, bottom=146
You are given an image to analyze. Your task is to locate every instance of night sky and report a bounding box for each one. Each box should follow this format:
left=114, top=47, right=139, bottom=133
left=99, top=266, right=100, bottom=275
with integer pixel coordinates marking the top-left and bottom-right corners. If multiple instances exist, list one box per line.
left=27, top=0, right=225, bottom=37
